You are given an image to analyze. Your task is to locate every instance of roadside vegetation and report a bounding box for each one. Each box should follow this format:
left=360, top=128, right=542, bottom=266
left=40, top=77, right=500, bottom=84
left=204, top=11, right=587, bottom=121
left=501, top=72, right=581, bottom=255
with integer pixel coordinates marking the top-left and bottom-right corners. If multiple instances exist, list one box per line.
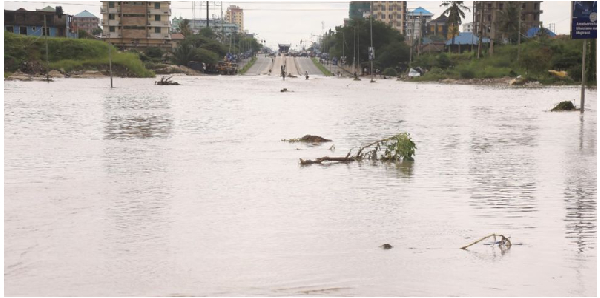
left=316, top=1, right=596, bottom=85
left=311, top=57, right=333, bottom=76
left=4, top=32, right=154, bottom=77
left=239, top=56, right=257, bottom=74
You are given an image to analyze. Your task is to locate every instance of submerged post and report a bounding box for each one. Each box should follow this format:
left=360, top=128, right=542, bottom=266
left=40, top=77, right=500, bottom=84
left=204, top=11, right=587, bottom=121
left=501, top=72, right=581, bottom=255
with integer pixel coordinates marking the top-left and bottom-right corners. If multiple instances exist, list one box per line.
left=108, top=42, right=113, bottom=88
left=581, top=39, right=587, bottom=113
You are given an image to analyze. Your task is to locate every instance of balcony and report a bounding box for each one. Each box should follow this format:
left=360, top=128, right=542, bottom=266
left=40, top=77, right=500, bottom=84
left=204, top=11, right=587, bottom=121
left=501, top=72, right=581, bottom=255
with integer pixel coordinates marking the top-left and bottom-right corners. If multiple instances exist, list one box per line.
left=101, top=7, right=120, bottom=14
left=149, top=33, right=171, bottom=39
left=148, top=8, right=171, bottom=15
left=102, top=19, right=120, bottom=26
left=148, top=20, right=169, bottom=27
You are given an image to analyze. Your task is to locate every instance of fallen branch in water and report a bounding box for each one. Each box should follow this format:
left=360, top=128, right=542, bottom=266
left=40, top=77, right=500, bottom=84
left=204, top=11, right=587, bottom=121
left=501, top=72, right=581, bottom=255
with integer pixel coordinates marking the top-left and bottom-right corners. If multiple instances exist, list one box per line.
left=300, top=133, right=416, bottom=165
left=155, top=76, right=180, bottom=85
left=461, top=233, right=512, bottom=250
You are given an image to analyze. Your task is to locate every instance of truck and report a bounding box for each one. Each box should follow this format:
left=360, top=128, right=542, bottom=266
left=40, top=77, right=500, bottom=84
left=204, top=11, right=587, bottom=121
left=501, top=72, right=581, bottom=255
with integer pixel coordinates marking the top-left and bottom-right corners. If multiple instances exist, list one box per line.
left=217, top=61, right=238, bottom=75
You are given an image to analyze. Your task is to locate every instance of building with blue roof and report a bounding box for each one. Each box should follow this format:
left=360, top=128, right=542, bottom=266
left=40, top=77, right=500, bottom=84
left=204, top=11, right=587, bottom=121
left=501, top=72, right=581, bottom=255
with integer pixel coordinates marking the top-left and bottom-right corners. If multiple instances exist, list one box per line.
left=526, top=27, right=556, bottom=38
left=407, top=7, right=433, bottom=41
left=445, top=32, right=490, bottom=52
left=73, top=10, right=99, bottom=35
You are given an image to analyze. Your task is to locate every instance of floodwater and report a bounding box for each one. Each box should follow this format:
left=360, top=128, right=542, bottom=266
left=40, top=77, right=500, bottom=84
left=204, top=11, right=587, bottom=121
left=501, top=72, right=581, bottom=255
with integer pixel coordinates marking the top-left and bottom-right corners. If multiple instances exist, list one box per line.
left=4, top=75, right=597, bottom=296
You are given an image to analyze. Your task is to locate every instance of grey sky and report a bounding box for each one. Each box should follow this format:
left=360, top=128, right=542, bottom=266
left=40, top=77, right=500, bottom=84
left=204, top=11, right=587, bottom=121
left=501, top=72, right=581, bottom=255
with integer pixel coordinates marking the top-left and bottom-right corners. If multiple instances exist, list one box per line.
left=4, top=0, right=573, bottom=50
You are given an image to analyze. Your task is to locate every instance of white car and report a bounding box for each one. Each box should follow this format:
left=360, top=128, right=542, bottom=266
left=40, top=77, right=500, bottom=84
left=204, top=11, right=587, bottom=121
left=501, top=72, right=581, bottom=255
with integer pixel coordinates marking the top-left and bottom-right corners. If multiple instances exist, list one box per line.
left=408, top=68, right=421, bottom=77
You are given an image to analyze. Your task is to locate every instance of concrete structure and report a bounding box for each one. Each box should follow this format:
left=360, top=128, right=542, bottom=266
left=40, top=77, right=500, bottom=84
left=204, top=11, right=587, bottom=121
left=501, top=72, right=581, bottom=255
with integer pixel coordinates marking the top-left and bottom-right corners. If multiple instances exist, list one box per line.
left=473, top=1, right=542, bottom=39
left=4, top=8, right=78, bottom=38
left=462, top=22, right=473, bottom=32
left=73, top=10, right=99, bottom=35
left=101, top=1, right=172, bottom=50
left=427, top=14, right=450, bottom=39
left=406, top=7, right=433, bottom=40
left=349, top=1, right=371, bottom=20
left=371, top=1, right=408, bottom=34
left=225, top=5, right=243, bottom=32
left=171, top=17, right=239, bottom=35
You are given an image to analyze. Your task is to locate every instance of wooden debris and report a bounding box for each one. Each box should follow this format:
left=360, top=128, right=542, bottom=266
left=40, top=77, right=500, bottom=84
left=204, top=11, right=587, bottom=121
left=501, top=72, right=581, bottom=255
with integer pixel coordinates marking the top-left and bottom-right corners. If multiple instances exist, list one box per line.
left=380, top=244, right=393, bottom=249
left=461, top=233, right=512, bottom=250
left=155, top=76, right=180, bottom=85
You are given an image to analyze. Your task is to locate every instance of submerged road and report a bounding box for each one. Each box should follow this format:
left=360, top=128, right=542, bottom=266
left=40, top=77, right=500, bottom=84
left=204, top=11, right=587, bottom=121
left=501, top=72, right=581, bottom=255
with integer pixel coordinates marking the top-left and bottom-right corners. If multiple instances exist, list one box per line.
left=243, top=56, right=271, bottom=76
left=296, top=57, right=323, bottom=76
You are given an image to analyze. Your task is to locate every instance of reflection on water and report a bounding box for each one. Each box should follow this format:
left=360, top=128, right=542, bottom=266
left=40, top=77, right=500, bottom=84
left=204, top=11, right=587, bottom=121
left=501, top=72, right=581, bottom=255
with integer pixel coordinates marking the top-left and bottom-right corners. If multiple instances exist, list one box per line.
left=3, top=77, right=597, bottom=296
left=104, top=114, right=172, bottom=139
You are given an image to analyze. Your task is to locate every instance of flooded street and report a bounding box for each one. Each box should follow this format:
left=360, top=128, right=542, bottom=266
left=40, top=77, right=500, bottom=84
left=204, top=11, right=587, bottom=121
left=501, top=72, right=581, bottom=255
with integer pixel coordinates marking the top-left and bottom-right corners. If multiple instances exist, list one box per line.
left=4, top=76, right=597, bottom=296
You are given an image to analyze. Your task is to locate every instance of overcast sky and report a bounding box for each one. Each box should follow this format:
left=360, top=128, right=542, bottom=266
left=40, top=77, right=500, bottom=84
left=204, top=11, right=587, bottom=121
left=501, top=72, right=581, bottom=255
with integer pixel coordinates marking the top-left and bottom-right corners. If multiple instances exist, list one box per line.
left=4, top=0, right=573, bottom=50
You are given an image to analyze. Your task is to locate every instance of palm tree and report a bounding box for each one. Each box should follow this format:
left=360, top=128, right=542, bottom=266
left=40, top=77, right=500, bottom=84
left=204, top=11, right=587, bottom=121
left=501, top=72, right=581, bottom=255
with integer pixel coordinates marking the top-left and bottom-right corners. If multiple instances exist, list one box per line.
left=179, top=19, right=192, bottom=37
left=496, top=2, right=520, bottom=44
left=440, top=1, right=470, bottom=47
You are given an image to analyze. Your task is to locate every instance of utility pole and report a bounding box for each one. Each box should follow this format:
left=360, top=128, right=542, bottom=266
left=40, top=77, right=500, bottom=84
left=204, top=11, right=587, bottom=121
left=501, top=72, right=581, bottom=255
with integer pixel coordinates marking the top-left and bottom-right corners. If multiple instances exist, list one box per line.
left=109, top=41, right=113, bottom=88
left=581, top=39, right=587, bottom=113
left=490, top=2, right=495, bottom=56
left=221, top=1, right=224, bottom=41
left=206, top=1, right=209, bottom=28
left=44, top=14, right=49, bottom=82
left=369, top=1, right=374, bottom=82
left=517, top=3, right=522, bottom=62
left=353, top=25, right=356, bottom=74
left=477, top=2, right=484, bottom=59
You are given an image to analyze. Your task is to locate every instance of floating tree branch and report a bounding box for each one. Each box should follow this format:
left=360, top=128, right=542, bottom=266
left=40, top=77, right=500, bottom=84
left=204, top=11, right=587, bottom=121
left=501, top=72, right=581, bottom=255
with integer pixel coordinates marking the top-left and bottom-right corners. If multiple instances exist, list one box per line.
left=300, top=133, right=416, bottom=165
left=461, top=233, right=512, bottom=250
left=282, top=135, right=332, bottom=143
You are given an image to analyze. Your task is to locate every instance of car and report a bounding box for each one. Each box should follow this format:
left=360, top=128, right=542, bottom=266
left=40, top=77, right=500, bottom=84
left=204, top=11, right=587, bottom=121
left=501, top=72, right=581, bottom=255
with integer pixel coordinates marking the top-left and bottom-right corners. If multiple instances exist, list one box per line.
left=408, top=68, right=421, bottom=77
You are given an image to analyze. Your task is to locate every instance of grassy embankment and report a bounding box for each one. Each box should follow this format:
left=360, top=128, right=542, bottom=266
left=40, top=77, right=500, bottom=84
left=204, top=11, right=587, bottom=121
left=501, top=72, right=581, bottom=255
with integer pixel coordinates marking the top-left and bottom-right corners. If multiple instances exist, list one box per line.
left=410, top=37, right=596, bottom=85
left=4, top=32, right=154, bottom=77
left=239, top=56, right=257, bottom=75
left=311, top=57, right=333, bottom=76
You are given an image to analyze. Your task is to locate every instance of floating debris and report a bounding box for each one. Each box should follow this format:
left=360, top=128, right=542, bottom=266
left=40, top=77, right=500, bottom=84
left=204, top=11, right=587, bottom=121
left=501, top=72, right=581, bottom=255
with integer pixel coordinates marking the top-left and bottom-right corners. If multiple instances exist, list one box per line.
left=282, top=135, right=332, bottom=143
left=380, top=244, right=393, bottom=249
left=461, top=233, right=512, bottom=250
left=551, top=101, right=577, bottom=111
left=155, top=76, right=180, bottom=85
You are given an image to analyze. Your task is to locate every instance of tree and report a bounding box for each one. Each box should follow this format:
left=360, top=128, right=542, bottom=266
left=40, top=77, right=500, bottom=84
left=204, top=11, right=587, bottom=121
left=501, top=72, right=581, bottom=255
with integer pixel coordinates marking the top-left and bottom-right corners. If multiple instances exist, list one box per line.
left=179, top=19, right=192, bottom=37
left=172, top=42, right=194, bottom=65
left=199, top=27, right=215, bottom=39
left=77, top=29, right=92, bottom=39
left=92, top=27, right=102, bottom=35
left=440, top=1, right=470, bottom=46
left=496, top=2, right=520, bottom=44
left=375, top=41, right=410, bottom=70
left=192, top=48, right=219, bottom=65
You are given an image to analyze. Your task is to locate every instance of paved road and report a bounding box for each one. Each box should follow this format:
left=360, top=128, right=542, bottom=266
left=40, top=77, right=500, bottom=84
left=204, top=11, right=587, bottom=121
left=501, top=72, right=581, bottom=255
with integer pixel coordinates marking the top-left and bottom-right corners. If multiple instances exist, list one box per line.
left=296, top=57, right=324, bottom=76
left=243, top=56, right=271, bottom=76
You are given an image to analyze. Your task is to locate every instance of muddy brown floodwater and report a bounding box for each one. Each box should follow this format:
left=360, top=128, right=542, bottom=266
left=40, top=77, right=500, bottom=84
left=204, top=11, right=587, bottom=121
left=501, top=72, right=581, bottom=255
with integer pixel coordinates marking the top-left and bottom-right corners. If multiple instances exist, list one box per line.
left=4, top=76, right=597, bottom=296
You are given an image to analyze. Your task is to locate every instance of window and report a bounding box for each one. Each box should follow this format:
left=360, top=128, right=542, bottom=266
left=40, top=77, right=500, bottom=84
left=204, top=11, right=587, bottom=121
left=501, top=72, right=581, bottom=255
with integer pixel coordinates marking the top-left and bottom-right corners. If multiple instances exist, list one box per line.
left=499, top=3, right=503, bottom=10
left=6, top=26, right=14, bottom=33
left=109, top=26, right=115, bottom=32
left=389, top=14, right=393, bottom=19
left=155, top=15, right=160, bottom=21
left=43, top=27, right=50, bottom=36
left=522, top=3, right=526, bottom=9
left=534, top=3, right=539, bottom=9
left=109, top=2, right=114, bottom=8
left=155, top=2, right=160, bottom=9
left=382, top=14, right=386, bottom=19
left=154, top=27, right=160, bottom=33
left=381, top=5, right=386, bottom=11
left=19, top=26, right=26, bottom=35
left=109, top=14, right=115, bottom=20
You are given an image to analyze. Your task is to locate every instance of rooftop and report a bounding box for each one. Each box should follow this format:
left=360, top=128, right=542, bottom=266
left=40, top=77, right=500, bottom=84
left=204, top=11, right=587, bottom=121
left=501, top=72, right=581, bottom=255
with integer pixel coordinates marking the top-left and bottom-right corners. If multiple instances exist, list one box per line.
left=409, top=7, right=433, bottom=16
left=75, top=10, right=97, bottom=18
left=445, top=32, right=490, bottom=45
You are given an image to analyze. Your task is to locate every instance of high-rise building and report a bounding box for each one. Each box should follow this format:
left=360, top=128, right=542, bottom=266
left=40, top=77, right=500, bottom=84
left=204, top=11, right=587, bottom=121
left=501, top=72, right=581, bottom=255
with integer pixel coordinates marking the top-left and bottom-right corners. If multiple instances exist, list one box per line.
left=225, top=5, right=243, bottom=33
left=349, top=1, right=371, bottom=19
left=348, top=2, right=408, bottom=34
left=473, top=1, right=542, bottom=40
left=73, top=10, right=100, bottom=35
left=101, top=1, right=172, bottom=50
left=171, top=17, right=239, bottom=35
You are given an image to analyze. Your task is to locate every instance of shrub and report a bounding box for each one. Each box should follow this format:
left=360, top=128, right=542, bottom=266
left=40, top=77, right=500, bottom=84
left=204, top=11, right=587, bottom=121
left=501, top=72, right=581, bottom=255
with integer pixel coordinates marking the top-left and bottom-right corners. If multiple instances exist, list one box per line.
left=383, top=68, right=397, bottom=76
left=459, top=68, right=475, bottom=79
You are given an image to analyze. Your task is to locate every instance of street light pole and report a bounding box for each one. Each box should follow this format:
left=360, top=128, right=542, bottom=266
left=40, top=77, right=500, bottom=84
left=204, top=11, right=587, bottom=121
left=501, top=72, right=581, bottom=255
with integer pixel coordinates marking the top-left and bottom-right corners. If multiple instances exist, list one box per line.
left=369, top=1, right=374, bottom=82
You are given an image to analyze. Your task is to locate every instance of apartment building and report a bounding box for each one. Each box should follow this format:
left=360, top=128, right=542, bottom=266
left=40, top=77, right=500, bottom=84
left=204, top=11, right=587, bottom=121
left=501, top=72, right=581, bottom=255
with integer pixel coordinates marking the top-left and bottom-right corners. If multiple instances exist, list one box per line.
left=225, top=5, right=243, bottom=32
left=101, top=1, right=172, bottom=50
left=73, top=10, right=99, bottom=35
left=473, top=1, right=543, bottom=39
left=462, top=22, right=473, bottom=33
left=4, top=8, right=78, bottom=38
left=371, top=1, right=408, bottom=34
left=406, top=7, right=433, bottom=40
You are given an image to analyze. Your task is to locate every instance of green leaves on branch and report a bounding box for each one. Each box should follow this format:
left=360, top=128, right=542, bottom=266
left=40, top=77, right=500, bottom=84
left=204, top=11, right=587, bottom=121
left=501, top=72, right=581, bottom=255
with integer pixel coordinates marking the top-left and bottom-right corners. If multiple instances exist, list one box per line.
left=356, top=133, right=416, bottom=162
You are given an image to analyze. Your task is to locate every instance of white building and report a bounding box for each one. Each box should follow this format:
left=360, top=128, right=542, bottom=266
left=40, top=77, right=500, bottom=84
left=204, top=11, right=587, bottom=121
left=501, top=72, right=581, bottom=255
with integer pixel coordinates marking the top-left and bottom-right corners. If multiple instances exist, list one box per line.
left=462, top=22, right=473, bottom=33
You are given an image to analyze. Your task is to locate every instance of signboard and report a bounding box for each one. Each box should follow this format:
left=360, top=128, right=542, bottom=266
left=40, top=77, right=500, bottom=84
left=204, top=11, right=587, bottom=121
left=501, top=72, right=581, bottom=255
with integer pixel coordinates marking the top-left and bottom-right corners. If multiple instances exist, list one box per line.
left=571, top=1, right=597, bottom=39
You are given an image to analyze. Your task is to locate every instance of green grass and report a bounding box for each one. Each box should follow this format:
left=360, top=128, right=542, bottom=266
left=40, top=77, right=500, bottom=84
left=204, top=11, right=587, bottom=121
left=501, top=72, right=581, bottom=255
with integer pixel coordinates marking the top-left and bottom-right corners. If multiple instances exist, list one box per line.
left=5, top=32, right=154, bottom=78
left=311, top=57, right=333, bottom=76
left=4, top=72, right=12, bottom=79
left=239, top=56, right=257, bottom=75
